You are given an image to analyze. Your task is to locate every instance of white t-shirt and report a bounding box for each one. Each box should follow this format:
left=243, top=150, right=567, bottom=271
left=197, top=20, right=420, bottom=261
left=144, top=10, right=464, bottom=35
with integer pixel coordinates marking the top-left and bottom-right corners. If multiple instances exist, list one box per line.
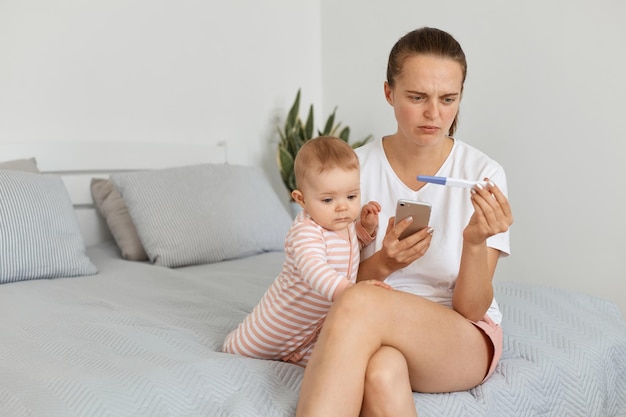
left=356, top=138, right=510, bottom=324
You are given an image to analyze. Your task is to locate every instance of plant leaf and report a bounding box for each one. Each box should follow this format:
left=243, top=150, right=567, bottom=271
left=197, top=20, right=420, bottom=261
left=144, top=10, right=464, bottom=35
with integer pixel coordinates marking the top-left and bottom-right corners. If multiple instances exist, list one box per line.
left=338, top=126, right=350, bottom=142
left=322, top=107, right=337, bottom=135
left=285, top=89, right=301, bottom=132
left=287, top=169, right=297, bottom=192
left=294, top=120, right=306, bottom=149
left=277, top=144, right=296, bottom=191
left=304, top=104, right=314, bottom=140
left=350, top=134, right=374, bottom=149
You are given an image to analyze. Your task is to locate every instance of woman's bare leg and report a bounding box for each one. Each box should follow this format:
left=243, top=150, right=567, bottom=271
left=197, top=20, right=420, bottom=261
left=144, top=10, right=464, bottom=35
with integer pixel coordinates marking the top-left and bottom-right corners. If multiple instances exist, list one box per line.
left=295, top=285, right=492, bottom=417
left=360, top=346, right=418, bottom=417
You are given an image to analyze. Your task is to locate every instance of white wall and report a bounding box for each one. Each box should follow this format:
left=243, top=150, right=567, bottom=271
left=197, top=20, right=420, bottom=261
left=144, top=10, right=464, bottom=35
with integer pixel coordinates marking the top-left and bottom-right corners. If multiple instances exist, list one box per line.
left=320, top=0, right=626, bottom=315
left=0, top=0, right=323, bottom=202
left=1, top=1, right=625, bottom=316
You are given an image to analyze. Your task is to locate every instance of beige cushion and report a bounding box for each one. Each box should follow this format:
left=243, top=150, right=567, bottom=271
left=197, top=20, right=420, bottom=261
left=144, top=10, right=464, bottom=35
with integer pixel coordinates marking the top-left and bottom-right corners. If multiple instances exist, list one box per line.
left=0, top=157, right=39, bottom=173
left=90, top=178, right=148, bottom=261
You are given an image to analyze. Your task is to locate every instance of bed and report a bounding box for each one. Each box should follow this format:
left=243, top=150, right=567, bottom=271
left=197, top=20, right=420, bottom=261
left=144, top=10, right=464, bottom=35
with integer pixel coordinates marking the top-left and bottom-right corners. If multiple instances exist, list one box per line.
left=1, top=142, right=625, bottom=417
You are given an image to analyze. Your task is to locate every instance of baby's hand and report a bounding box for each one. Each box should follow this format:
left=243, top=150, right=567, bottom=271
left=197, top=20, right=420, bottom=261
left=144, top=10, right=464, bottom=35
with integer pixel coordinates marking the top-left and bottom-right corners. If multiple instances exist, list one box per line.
left=360, top=201, right=381, bottom=236
left=357, top=279, right=392, bottom=290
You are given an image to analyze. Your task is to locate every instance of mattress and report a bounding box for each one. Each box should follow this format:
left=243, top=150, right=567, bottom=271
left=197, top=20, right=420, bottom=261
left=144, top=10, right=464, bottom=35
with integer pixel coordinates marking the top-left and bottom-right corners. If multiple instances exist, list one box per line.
left=0, top=242, right=624, bottom=417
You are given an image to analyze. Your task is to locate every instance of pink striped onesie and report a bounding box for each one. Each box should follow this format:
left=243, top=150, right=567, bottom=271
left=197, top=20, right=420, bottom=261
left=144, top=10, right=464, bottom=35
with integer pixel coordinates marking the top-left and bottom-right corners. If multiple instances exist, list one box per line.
left=222, top=210, right=374, bottom=366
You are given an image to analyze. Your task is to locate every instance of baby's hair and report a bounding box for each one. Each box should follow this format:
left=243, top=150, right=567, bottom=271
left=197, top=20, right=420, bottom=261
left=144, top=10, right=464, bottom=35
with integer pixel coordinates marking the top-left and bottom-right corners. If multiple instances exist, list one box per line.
left=294, top=136, right=359, bottom=189
left=387, top=27, right=466, bottom=136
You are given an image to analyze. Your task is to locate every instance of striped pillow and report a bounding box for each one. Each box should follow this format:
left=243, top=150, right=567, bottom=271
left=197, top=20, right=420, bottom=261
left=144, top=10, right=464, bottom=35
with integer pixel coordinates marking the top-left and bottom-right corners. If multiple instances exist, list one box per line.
left=110, top=163, right=291, bottom=268
left=0, top=171, right=97, bottom=283
left=0, top=157, right=39, bottom=173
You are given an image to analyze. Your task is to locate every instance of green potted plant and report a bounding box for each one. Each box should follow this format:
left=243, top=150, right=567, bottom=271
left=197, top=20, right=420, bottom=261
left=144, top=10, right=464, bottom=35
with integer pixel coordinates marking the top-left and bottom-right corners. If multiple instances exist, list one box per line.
left=276, top=89, right=372, bottom=198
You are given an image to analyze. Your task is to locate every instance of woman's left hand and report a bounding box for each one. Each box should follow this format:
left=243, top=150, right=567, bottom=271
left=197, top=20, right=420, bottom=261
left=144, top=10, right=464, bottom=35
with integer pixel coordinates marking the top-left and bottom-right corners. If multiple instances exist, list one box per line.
left=463, top=178, right=513, bottom=245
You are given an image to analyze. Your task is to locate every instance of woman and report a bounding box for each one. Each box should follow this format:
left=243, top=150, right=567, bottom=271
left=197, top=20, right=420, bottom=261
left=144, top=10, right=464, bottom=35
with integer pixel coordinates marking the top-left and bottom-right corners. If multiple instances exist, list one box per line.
left=295, top=27, right=514, bottom=417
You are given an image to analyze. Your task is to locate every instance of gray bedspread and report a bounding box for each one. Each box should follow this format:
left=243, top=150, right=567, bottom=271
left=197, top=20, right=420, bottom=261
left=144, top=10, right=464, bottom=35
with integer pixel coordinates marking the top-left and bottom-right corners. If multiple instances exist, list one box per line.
left=1, top=242, right=625, bottom=417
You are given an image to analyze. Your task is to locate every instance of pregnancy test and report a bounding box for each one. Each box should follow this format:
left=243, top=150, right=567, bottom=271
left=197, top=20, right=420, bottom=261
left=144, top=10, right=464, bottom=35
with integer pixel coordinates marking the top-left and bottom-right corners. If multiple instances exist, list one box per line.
left=417, top=175, right=487, bottom=188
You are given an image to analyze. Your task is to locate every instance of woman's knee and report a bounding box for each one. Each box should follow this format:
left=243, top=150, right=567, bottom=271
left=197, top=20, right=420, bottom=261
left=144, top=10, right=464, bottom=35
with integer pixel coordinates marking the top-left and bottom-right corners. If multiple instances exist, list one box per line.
left=362, top=347, right=415, bottom=417
left=332, top=284, right=383, bottom=319
left=364, top=346, right=409, bottom=392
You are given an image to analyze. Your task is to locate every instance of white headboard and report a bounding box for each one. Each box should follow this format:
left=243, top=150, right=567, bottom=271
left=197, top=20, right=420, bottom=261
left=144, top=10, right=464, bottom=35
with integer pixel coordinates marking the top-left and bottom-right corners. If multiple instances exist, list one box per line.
left=1, top=142, right=227, bottom=246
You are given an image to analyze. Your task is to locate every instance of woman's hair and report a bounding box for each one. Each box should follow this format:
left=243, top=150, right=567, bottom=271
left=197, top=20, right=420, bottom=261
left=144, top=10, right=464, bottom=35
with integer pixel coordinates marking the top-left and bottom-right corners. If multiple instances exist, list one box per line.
left=387, top=27, right=467, bottom=137
left=294, top=136, right=359, bottom=189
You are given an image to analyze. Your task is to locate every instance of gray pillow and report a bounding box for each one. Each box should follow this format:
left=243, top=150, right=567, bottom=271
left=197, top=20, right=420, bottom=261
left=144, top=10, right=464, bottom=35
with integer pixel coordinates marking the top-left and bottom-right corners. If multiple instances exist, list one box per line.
left=0, top=157, right=39, bottom=173
left=90, top=178, right=148, bottom=261
left=110, top=164, right=291, bottom=268
left=0, top=171, right=98, bottom=283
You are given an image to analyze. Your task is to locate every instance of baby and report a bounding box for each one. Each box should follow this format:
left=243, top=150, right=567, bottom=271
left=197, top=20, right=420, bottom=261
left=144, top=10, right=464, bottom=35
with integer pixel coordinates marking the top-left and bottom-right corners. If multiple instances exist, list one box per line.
left=222, top=136, right=384, bottom=365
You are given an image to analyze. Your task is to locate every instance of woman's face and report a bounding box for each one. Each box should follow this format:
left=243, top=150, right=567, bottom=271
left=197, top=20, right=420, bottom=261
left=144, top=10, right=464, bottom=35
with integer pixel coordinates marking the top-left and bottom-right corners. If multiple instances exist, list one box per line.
left=385, top=54, right=463, bottom=146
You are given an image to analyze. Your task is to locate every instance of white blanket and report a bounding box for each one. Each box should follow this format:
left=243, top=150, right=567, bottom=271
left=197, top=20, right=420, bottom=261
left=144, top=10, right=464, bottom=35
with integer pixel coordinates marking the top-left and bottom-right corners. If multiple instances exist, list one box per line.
left=1, top=242, right=625, bottom=417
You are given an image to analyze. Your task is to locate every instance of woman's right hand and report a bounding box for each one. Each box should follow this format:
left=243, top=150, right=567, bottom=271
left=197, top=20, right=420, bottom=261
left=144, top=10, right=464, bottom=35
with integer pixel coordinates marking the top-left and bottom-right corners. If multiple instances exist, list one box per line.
left=356, top=216, right=433, bottom=282
left=379, top=216, right=433, bottom=272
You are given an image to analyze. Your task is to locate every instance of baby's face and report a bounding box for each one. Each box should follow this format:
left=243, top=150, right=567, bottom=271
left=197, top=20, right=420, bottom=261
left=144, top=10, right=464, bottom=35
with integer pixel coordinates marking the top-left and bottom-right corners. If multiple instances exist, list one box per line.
left=297, top=167, right=361, bottom=232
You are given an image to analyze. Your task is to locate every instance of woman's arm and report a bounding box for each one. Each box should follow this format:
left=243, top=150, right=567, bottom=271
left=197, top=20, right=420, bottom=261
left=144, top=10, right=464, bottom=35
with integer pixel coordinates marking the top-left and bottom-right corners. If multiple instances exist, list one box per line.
left=453, top=180, right=513, bottom=321
left=453, top=244, right=499, bottom=321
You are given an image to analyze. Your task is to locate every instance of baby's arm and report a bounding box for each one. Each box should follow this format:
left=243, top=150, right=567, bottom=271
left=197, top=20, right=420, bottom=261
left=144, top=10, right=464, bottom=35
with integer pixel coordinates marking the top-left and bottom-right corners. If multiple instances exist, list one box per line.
left=290, top=222, right=354, bottom=301
left=355, top=201, right=381, bottom=249
left=360, top=201, right=381, bottom=237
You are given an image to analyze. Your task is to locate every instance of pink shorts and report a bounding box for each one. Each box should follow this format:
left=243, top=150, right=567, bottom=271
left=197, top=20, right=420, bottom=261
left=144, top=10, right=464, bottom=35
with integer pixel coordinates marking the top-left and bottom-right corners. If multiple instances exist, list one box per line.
left=470, top=314, right=503, bottom=383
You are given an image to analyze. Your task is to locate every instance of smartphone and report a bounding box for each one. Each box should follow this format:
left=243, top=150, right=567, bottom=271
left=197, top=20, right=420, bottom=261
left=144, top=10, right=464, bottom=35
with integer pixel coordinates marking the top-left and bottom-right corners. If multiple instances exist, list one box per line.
left=394, top=199, right=432, bottom=240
